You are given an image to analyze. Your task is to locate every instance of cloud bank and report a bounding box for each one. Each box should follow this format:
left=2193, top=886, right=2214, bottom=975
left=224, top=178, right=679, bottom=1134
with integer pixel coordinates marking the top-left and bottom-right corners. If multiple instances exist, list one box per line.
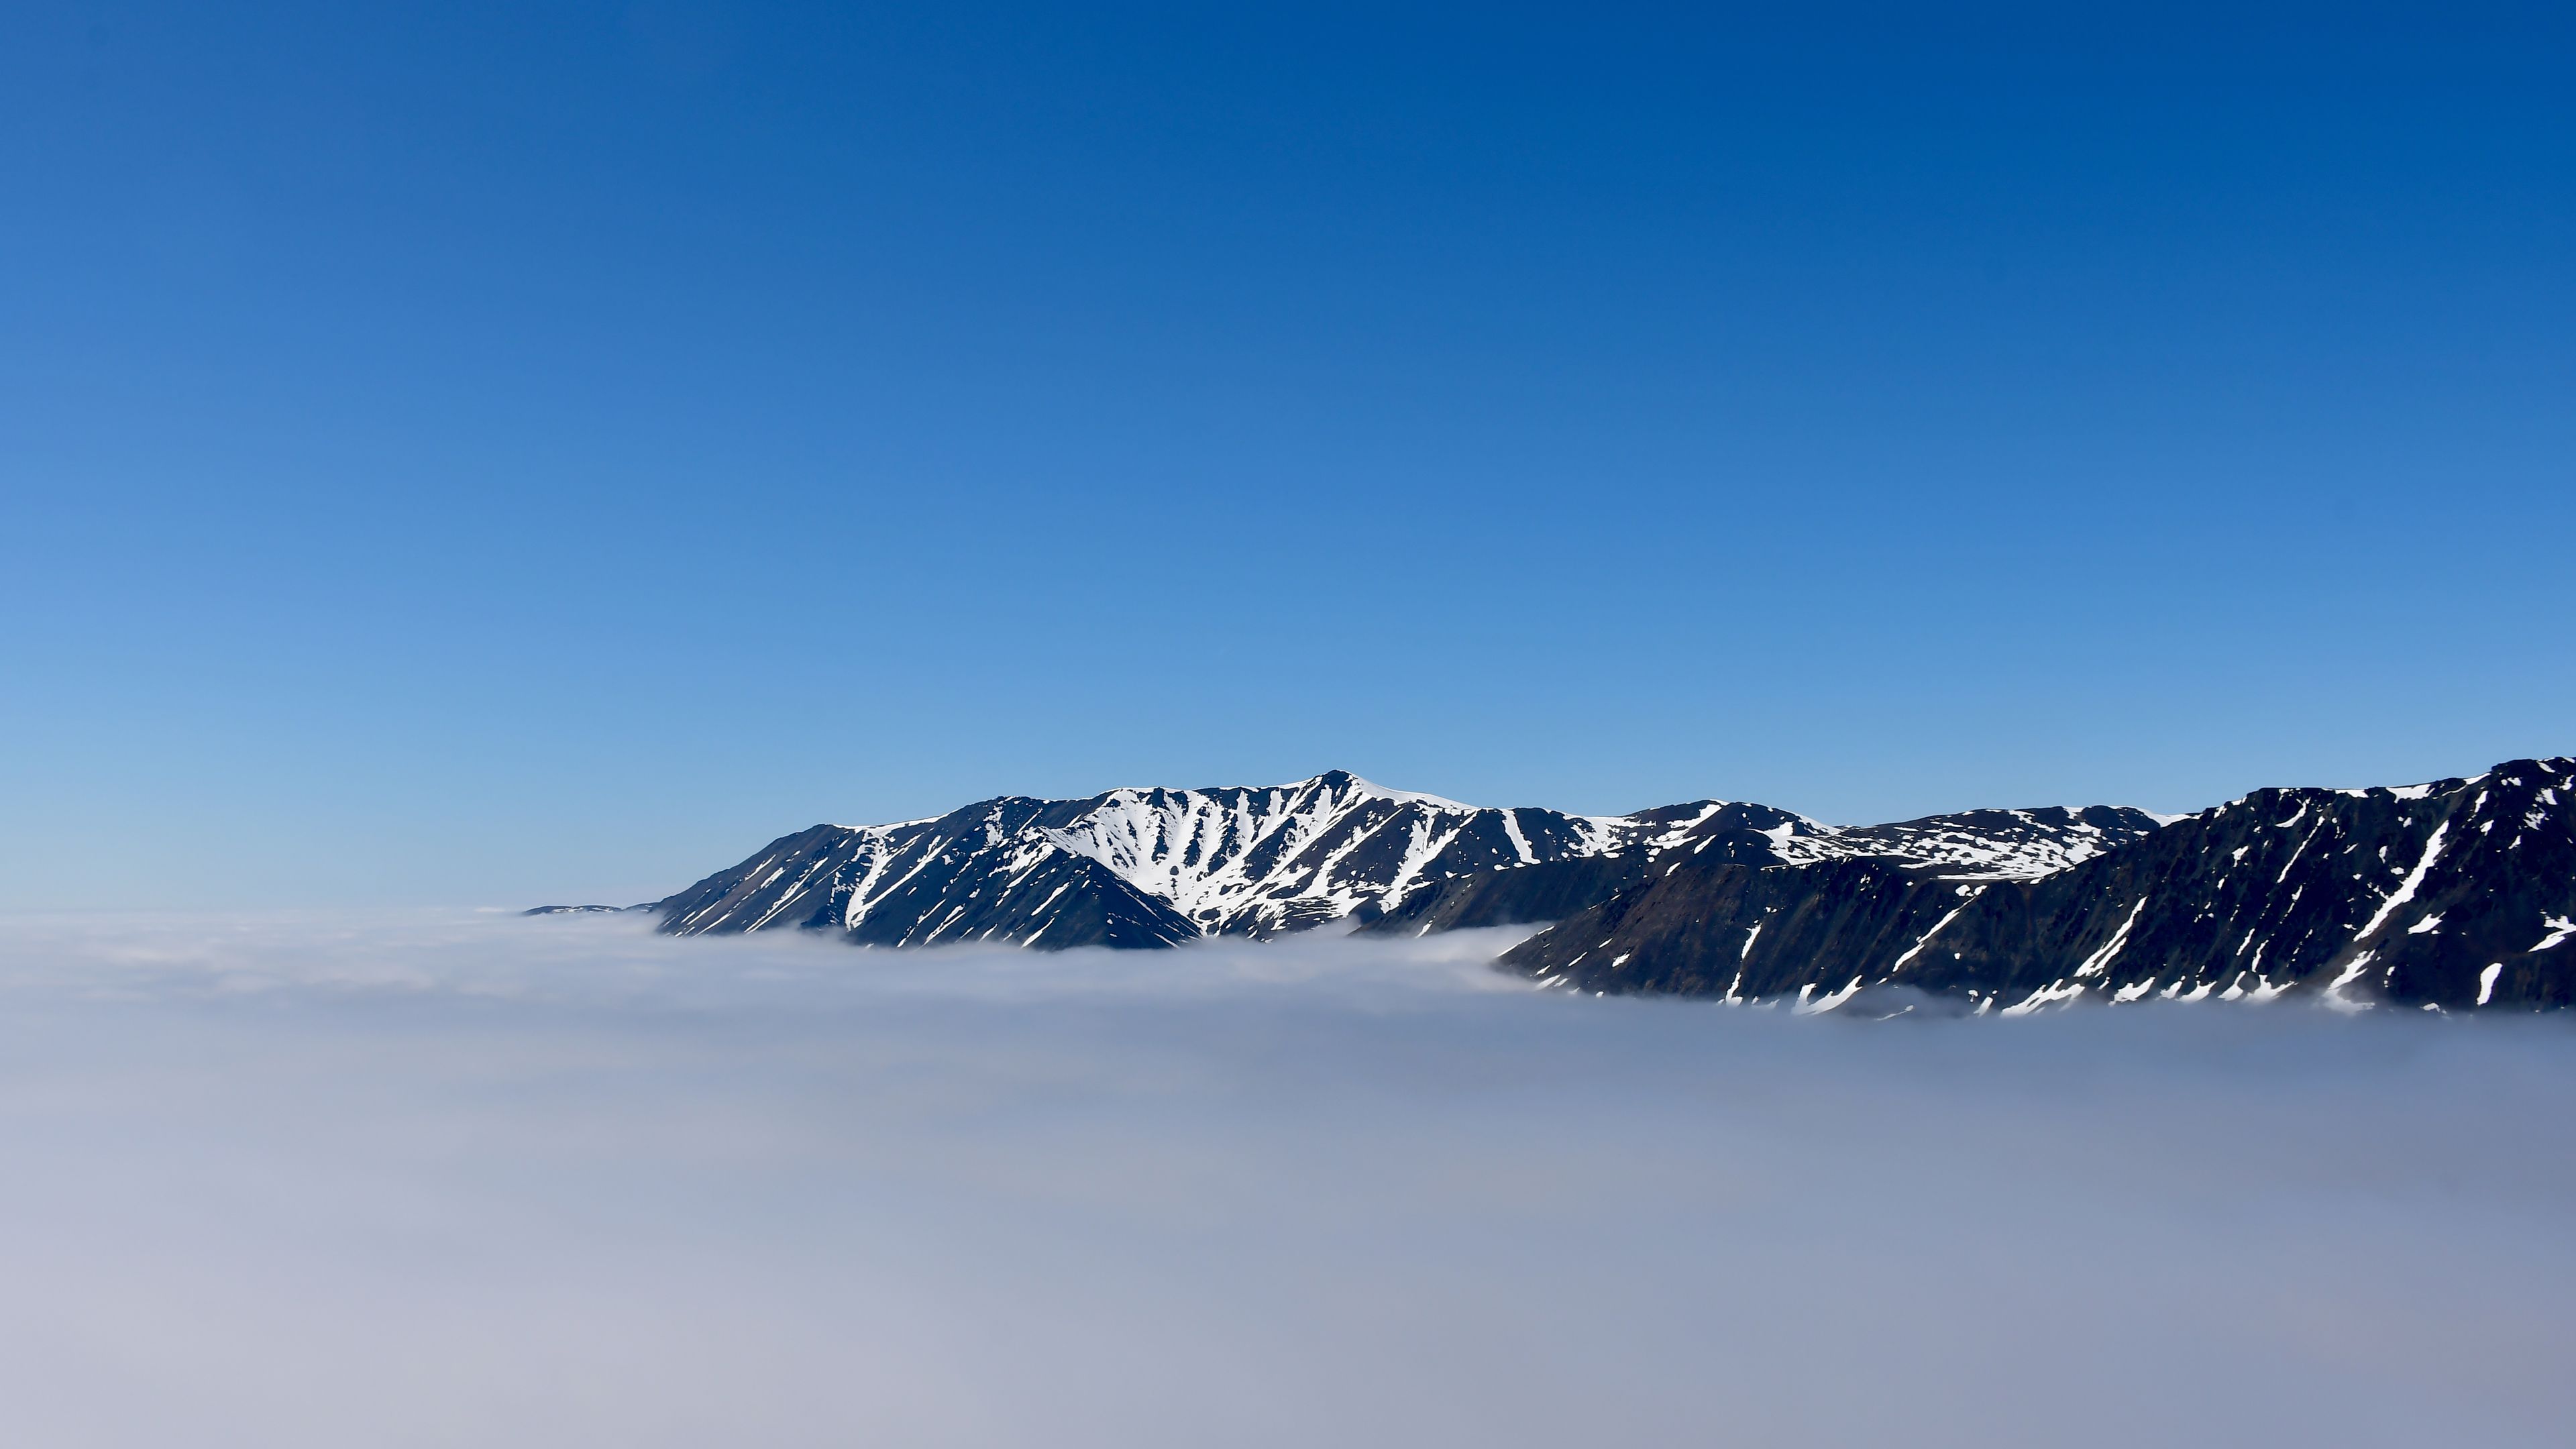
left=1, top=910, right=2571, bottom=1447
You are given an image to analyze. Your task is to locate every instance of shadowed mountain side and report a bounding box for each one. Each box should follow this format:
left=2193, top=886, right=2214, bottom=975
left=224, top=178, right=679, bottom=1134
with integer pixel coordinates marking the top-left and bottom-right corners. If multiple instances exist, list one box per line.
left=1354, top=857, right=1662, bottom=937
left=653, top=820, right=1198, bottom=949
left=1501, top=758, right=2576, bottom=1011
left=1356, top=828, right=1803, bottom=937
left=1497, top=859, right=1970, bottom=1002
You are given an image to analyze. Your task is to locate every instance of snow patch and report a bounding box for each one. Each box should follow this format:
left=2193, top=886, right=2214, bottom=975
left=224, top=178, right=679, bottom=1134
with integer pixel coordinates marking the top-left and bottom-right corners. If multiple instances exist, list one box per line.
left=2353, top=822, right=2450, bottom=943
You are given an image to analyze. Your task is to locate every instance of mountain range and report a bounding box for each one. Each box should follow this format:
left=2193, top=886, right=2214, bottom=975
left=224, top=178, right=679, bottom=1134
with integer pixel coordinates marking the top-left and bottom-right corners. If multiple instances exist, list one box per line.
left=565, top=759, right=2575, bottom=1011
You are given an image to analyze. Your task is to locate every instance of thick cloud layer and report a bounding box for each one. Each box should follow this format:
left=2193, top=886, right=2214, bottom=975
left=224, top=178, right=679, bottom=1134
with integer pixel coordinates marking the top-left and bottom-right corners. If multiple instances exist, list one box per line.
left=1, top=910, right=2571, bottom=1447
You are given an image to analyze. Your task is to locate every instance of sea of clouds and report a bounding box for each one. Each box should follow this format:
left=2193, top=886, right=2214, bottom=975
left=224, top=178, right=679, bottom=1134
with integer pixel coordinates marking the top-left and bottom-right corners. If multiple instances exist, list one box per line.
left=1, top=908, right=2570, bottom=1447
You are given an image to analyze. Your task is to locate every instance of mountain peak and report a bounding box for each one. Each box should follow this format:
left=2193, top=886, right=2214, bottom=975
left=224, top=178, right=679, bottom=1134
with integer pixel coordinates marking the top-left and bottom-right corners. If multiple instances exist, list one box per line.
left=1308, top=771, right=1477, bottom=812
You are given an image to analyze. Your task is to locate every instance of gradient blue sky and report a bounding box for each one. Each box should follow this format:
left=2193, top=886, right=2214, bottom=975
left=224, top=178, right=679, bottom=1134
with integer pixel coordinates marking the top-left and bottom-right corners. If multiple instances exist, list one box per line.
left=5, top=2, right=2570, bottom=908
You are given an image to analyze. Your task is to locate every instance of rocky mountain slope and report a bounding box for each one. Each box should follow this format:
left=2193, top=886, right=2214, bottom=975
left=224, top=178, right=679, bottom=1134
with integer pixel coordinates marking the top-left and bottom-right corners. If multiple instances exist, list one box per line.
left=1360, top=804, right=2163, bottom=936
left=1501, top=757, right=2576, bottom=1012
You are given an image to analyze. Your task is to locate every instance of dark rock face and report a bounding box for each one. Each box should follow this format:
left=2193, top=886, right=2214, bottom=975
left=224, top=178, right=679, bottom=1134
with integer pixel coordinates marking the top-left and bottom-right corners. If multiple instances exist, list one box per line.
left=653, top=813, right=1199, bottom=950
left=1499, top=857, right=1977, bottom=1004
left=1502, top=758, right=2576, bottom=1012
left=1355, top=856, right=1669, bottom=938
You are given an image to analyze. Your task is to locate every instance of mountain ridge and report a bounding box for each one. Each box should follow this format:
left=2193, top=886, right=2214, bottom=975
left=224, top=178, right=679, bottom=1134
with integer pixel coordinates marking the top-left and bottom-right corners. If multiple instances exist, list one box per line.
left=1501, top=757, right=2575, bottom=1012
left=643, top=769, right=2161, bottom=951
left=590, top=757, right=2575, bottom=1009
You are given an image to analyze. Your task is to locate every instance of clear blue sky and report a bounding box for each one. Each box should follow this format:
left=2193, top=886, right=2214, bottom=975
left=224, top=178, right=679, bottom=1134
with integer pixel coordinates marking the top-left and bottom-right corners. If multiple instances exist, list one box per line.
left=4, top=2, right=2570, bottom=908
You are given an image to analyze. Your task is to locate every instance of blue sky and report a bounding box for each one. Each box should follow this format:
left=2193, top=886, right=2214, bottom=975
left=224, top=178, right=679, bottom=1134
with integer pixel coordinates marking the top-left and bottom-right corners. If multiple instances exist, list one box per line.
left=4, top=2, right=2571, bottom=908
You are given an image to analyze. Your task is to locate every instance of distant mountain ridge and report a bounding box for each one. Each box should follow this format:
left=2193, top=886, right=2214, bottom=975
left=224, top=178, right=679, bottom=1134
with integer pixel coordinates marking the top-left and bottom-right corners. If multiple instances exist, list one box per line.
left=615, top=757, right=2575, bottom=1010
left=646, top=770, right=2160, bottom=949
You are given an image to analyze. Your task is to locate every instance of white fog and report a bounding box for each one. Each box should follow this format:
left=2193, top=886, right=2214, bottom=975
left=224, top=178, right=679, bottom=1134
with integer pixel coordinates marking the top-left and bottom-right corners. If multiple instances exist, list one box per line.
left=0, top=910, right=2567, bottom=1447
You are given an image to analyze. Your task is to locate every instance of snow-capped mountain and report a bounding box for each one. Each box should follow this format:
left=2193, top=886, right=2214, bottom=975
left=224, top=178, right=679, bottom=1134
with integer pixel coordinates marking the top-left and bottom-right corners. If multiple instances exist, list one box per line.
left=1503, top=757, right=2576, bottom=1012
left=631, top=757, right=2576, bottom=1009
left=657, top=771, right=1729, bottom=948
left=650, top=771, right=2162, bottom=951
left=1768, top=805, right=2179, bottom=878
